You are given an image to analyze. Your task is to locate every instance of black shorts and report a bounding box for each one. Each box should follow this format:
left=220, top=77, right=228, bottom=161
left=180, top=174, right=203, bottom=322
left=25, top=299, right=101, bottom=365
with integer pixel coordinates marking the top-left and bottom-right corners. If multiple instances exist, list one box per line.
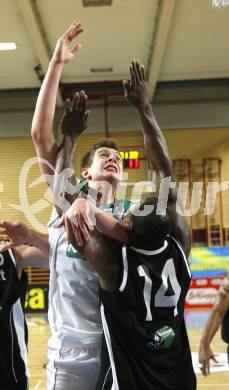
left=0, top=378, right=28, bottom=390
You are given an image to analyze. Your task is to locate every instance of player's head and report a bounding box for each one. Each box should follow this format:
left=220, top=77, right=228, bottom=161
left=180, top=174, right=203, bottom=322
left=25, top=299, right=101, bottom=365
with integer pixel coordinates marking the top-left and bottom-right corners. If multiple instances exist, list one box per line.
left=129, top=196, right=172, bottom=249
left=80, top=139, right=123, bottom=185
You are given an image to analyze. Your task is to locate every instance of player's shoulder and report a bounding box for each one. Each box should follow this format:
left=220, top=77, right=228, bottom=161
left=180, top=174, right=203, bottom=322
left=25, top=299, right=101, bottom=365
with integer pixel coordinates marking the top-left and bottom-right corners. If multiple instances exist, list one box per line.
left=167, top=234, right=187, bottom=255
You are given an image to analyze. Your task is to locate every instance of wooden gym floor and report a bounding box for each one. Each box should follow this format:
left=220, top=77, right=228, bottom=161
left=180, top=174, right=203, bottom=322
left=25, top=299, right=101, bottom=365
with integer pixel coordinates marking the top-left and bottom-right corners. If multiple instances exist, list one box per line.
left=26, top=310, right=229, bottom=390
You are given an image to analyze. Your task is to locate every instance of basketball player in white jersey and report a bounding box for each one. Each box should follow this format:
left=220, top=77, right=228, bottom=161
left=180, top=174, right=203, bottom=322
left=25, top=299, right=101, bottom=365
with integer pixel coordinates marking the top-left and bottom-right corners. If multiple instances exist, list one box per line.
left=30, top=20, right=131, bottom=390
left=30, top=19, right=181, bottom=389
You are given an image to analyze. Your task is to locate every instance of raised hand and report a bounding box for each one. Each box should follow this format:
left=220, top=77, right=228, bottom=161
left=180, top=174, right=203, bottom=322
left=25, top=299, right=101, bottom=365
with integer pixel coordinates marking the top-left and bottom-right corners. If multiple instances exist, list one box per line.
left=0, top=221, right=31, bottom=252
left=123, top=59, right=149, bottom=109
left=52, top=20, right=83, bottom=65
left=61, top=90, right=90, bottom=138
left=55, top=197, right=95, bottom=247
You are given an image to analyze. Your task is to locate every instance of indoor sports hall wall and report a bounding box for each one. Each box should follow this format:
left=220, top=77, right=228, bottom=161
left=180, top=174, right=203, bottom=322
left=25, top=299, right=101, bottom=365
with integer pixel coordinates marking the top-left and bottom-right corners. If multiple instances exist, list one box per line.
left=0, top=126, right=228, bottom=234
left=164, top=127, right=229, bottom=228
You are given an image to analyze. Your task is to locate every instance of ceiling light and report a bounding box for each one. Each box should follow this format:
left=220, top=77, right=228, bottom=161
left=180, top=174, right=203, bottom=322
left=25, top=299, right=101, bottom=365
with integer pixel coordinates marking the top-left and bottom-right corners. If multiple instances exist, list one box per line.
left=90, top=67, right=113, bottom=73
left=0, top=42, right=17, bottom=51
left=83, top=0, right=112, bottom=7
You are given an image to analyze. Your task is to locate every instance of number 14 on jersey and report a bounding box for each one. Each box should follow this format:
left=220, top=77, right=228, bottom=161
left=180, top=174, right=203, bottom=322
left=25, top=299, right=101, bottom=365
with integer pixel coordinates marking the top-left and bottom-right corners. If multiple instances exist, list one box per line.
left=137, top=258, right=181, bottom=321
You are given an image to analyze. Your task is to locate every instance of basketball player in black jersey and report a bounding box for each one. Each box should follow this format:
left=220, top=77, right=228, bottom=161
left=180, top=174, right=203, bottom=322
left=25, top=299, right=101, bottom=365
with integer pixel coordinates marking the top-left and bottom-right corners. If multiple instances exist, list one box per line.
left=67, top=192, right=195, bottom=390
left=61, top=60, right=196, bottom=389
left=0, top=229, right=49, bottom=390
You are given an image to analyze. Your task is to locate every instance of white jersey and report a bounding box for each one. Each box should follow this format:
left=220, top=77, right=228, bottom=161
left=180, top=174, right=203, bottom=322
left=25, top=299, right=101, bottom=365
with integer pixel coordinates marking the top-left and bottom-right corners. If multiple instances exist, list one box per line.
left=47, top=199, right=132, bottom=347
left=48, top=213, right=102, bottom=346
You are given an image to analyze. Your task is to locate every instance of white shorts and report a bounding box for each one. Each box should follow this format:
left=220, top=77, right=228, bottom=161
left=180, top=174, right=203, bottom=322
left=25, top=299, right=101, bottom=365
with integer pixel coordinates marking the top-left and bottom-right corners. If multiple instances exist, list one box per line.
left=47, top=339, right=101, bottom=390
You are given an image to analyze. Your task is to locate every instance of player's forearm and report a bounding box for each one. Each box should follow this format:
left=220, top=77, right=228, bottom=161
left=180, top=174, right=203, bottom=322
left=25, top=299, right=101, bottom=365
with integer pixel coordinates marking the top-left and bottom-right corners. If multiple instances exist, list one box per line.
left=31, top=60, right=63, bottom=145
left=58, top=135, right=77, bottom=173
left=53, top=137, right=78, bottom=216
left=137, top=102, right=173, bottom=178
left=95, top=209, right=129, bottom=243
left=200, top=309, right=223, bottom=347
left=15, top=246, right=49, bottom=269
left=26, top=229, right=49, bottom=255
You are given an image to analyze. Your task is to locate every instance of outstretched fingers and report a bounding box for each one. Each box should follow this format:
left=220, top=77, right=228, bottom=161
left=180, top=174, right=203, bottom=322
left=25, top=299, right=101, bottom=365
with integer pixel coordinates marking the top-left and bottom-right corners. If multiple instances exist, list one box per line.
left=71, top=220, right=84, bottom=247
left=71, top=43, right=82, bottom=55
left=62, top=21, right=83, bottom=42
left=64, top=98, right=72, bottom=113
left=123, top=80, right=131, bottom=98
left=129, top=64, right=136, bottom=86
left=130, top=59, right=146, bottom=83
left=77, top=90, right=86, bottom=112
left=140, top=64, right=146, bottom=81
left=133, top=60, right=142, bottom=82
left=211, top=354, right=219, bottom=364
left=71, top=92, right=79, bottom=111
left=131, top=60, right=140, bottom=83
left=81, top=93, right=88, bottom=114
left=84, top=111, right=91, bottom=121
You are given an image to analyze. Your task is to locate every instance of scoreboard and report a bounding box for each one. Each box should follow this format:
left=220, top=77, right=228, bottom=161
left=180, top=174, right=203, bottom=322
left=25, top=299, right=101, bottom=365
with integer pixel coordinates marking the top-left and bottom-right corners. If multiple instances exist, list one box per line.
left=120, top=150, right=140, bottom=169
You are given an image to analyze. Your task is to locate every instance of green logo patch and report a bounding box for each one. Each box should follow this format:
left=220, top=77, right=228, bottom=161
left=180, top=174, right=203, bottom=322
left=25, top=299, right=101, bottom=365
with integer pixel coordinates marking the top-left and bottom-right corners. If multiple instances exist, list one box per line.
left=66, top=244, right=85, bottom=261
left=146, top=326, right=175, bottom=350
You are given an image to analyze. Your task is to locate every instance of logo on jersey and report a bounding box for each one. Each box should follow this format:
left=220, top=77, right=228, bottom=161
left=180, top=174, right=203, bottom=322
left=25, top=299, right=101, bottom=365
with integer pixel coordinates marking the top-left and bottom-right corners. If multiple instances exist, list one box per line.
left=66, top=244, right=85, bottom=260
left=146, top=326, right=175, bottom=350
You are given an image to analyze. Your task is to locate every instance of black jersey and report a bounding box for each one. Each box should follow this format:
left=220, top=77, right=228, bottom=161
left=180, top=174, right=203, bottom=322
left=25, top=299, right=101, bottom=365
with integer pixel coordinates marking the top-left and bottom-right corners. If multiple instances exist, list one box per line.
left=0, top=247, right=28, bottom=389
left=96, top=235, right=196, bottom=390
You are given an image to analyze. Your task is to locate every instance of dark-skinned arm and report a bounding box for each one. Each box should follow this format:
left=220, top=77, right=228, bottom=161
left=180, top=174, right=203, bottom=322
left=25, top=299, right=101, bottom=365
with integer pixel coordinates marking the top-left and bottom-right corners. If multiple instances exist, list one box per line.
left=81, top=231, right=123, bottom=292
left=53, top=91, right=90, bottom=216
left=123, top=60, right=173, bottom=180
left=123, top=59, right=191, bottom=257
left=63, top=200, right=131, bottom=291
left=67, top=219, right=125, bottom=292
left=199, top=277, right=229, bottom=376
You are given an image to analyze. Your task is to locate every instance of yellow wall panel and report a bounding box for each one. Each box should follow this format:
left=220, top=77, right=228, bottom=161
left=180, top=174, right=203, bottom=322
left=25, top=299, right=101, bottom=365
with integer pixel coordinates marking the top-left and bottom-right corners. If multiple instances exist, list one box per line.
left=164, top=128, right=229, bottom=228
left=0, top=138, right=52, bottom=234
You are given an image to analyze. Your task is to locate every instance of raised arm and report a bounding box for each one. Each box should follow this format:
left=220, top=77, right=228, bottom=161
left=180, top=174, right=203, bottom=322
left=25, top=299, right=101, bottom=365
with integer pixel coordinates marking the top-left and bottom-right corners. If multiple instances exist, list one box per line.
left=31, top=21, right=83, bottom=180
left=53, top=91, right=90, bottom=216
left=123, top=59, right=191, bottom=256
left=123, top=60, right=173, bottom=179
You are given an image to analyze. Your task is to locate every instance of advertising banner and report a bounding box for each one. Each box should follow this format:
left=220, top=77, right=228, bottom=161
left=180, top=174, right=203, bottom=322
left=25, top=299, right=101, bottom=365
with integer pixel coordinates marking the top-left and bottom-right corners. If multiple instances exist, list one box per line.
left=25, top=284, right=49, bottom=313
left=185, top=247, right=229, bottom=309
